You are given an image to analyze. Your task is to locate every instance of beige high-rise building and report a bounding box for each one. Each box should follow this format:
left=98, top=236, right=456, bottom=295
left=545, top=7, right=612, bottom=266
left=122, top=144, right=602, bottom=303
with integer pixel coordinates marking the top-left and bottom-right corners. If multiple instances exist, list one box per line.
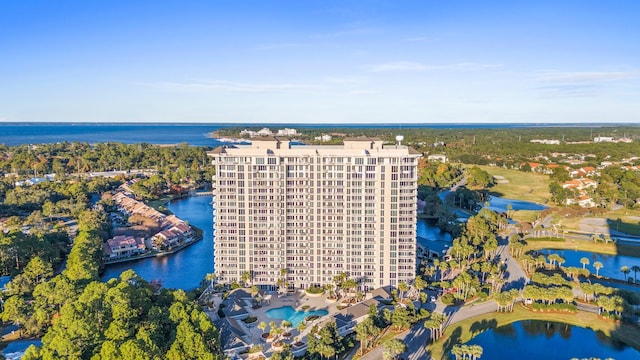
left=209, top=136, right=421, bottom=291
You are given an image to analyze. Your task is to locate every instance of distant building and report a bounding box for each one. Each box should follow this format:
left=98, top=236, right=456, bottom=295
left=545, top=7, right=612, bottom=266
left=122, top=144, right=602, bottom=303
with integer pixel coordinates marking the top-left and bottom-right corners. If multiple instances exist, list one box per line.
left=314, top=134, right=333, bottom=142
left=593, top=136, right=614, bottom=143
left=427, top=154, right=447, bottom=162
left=530, top=139, right=560, bottom=145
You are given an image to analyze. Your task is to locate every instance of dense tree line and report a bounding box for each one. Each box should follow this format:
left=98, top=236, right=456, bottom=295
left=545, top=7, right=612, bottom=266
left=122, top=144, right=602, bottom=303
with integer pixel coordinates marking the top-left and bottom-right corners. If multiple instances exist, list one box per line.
left=2, top=207, right=223, bottom=359
left=217, top=126, right=640, bottom=165
left=0, top=142, right=215, bottom=197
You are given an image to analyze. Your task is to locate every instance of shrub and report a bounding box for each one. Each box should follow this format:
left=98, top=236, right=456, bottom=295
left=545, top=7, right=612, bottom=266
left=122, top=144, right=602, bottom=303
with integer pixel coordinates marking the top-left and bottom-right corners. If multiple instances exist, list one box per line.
left=530, top=302, right=577, bottom=312
left=244, top=316, right=258, bottom=323
left=441, top=293, right=456, bottom=305
left=527, top=237, right=565, bottom=242
left=305, top=315, right=320, bottom=322
left=305, top=286, right=324, bottom=295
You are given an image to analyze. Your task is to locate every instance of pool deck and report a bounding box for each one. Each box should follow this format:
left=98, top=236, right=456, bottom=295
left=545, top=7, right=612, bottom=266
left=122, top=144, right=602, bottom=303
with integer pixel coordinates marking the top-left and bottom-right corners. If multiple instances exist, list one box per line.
left=204, top=288, right=344, bottom=357
left=245, top=290, right=342, bottom=346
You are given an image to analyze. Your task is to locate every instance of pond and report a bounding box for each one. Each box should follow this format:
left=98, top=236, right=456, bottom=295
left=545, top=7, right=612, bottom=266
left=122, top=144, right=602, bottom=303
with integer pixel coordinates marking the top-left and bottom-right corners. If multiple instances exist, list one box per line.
left=485, top=195, right=547, bottom=213
left=265, top=306, right=329, bottom=328
left=101, top=195, right=214, bottom=290
left=466, top=320, right=639, bottom=359
left=417, top=219, right=453, bottom=256
left=539, top=249, right=640, bottom=281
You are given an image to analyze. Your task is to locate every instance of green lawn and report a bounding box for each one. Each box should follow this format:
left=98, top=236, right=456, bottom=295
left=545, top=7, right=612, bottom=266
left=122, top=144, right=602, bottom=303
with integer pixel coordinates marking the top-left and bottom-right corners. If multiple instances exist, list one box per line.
left=474, top=165, right=550, bottom=204
left=427, top=305, right=640, bottom=360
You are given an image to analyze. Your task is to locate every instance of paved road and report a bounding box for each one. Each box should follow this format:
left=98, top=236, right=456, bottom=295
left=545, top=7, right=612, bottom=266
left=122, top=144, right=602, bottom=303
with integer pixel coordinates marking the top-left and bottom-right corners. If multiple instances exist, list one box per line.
left=355, top=235, right=527, bottom=360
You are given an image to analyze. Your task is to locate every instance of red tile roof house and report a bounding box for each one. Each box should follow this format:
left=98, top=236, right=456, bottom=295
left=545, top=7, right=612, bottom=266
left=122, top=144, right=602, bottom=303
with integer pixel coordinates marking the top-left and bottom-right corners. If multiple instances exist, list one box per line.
left=104, top=235, right=146, bottom=259
left=152, top=228, right=184, bottom=250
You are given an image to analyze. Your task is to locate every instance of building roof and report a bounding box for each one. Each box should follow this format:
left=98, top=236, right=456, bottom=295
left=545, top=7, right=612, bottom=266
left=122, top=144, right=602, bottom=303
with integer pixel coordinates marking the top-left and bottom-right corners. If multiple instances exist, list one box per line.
left=369, top=286, right=393, bottom=300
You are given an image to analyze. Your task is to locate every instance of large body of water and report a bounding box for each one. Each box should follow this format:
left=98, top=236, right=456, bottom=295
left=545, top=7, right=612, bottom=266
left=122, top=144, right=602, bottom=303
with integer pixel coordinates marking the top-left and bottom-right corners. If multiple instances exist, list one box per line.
left=540, top=248, right=640, bottom=281
left=0, top=122, right=601, bottom=147
left=467, top=320, right=639, bottom=359
left=101, top=195, right=214, bottom=289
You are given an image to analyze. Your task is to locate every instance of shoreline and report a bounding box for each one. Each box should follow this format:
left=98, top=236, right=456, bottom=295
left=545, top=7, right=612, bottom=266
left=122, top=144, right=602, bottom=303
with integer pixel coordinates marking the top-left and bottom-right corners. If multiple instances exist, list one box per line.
left=104, top=225, right=204, bottom=265
left=427, top=305, right=640, bottom=359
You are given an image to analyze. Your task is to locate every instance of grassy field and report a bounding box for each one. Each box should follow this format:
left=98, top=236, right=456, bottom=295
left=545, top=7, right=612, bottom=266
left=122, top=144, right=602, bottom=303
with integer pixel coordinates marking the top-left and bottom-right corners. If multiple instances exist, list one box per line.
left=474, top=165, right=550, bottom=204
left=510, top=210, right=540, bottom=223
left=523, top=239, right=618, bottom=255
left=556, top=208, right=640, bottom=236
left=427, top=305, right=640, bottom=360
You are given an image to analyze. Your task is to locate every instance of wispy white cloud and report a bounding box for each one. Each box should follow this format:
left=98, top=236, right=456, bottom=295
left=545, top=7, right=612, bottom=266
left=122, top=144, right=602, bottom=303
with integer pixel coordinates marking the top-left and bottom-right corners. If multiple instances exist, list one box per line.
left=537, top=71, right=636, bottom=83
left=148, top=80, right=321, bottom=93
left=365, top=61, right=502, bottom=73
left=534, top=70, right=637, bottom=97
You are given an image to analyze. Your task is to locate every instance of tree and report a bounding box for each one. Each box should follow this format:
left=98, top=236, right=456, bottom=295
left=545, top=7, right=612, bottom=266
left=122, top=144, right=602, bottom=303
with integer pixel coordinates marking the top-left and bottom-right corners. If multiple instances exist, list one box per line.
left=383, top=338, right=407, bottom=360
left=621, top=266, right=630, bottom=281
left=258, top=321, right=267, bottom=335
left=593, top=261, right=604, bottom=277
left=355, top=317, right=381, bottom=355
left=580, top=257, right=590, bottom=269
left=397, top=281, right=408, bottom=301
left=205, top=273, right=216, bottom=289
left=632, top=265, right=640, bottom=283
left=241, top=271, right=252, bottom=287
left=424, top=312, right=447, bottom=342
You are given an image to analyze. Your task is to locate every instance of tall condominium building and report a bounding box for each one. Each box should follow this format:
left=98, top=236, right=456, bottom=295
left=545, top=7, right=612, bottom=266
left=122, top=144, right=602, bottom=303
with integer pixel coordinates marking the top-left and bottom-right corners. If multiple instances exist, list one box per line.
left=209, top=136, right=421, bottom=290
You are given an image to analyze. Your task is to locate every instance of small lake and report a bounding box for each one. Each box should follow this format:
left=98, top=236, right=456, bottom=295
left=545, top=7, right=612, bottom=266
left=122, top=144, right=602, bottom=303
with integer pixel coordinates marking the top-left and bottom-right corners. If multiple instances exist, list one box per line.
left=486, top=195, right=547, bottom=213
left=101, top=195, right=214, bottom=290
left=417, top=219, right=453, bottom=256
left=540, top=249, right=640, bottom=281
left=440, top=190, right=547, bottom=215
left=467, top=320, right=639, bottom=360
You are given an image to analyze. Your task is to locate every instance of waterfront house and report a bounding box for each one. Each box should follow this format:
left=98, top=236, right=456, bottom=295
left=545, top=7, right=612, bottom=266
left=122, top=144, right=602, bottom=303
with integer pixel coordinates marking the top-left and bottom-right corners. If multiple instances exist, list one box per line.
left=105, top=235, right=146, bottom=258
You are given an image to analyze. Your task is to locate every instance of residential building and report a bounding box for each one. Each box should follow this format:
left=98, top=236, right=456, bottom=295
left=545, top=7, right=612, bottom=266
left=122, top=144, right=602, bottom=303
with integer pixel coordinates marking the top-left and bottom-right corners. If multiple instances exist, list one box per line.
left=427, top=154, right=447, bottom=162
left=209, top=136, right=421, bottom=290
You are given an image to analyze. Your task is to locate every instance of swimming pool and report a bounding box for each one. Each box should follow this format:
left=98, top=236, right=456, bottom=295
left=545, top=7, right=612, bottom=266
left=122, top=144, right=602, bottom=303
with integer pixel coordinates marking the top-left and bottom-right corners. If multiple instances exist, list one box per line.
left=265, top=306, right=328, bottom=327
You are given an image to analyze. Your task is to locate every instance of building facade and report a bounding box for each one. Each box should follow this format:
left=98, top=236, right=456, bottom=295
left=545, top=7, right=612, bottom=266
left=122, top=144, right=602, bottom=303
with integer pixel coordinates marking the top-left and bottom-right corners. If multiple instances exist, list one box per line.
left=209, top=137, right=421, bottom=290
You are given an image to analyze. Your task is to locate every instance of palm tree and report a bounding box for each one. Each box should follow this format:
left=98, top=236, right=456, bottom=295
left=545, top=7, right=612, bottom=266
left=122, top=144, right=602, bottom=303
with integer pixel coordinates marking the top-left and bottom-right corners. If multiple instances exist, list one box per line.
left=632, top=265, right=640, bottom=283
left=593, top=261, right=604, bottom=277
left=398, top=281, right=408, bottom=301
left=258, top=321, right=267, bottom=335
left=470, top=344, right=483, bottom=359
left=621, top=266, right=630, bottom=281
left=241, top=270, right=252, bottom=287
left=580, top=257, right=590, bottom=269
left=383, top=338, right=407, bottom=360
left=205, top=273, right=216, bottom=289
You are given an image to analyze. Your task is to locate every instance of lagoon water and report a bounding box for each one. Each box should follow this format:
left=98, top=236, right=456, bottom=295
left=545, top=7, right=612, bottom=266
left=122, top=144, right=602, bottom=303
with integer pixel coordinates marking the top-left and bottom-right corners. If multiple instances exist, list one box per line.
left=467, top=320, right=639, bottom=359
left=100, top=195, right=214, bottom=289
left=540, top=248, right=640, bottom=281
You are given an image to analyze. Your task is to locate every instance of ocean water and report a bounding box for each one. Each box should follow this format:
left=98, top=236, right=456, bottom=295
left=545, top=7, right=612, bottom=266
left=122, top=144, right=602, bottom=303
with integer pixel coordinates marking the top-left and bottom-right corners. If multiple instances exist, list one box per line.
left=0, top=122, right=598, bottom=147
left=0, top=123, right=225, bottom=147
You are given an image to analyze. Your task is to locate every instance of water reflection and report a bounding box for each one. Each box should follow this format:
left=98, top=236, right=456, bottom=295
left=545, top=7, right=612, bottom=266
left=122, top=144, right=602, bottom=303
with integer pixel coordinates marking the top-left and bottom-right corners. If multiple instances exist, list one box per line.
left=467, top=320, right=638, bottom=359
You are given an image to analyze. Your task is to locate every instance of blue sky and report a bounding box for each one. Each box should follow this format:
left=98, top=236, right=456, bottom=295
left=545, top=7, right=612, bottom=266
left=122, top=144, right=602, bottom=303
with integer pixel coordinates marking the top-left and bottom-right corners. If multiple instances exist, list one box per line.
left=1, top=0, right=639, bottom=124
